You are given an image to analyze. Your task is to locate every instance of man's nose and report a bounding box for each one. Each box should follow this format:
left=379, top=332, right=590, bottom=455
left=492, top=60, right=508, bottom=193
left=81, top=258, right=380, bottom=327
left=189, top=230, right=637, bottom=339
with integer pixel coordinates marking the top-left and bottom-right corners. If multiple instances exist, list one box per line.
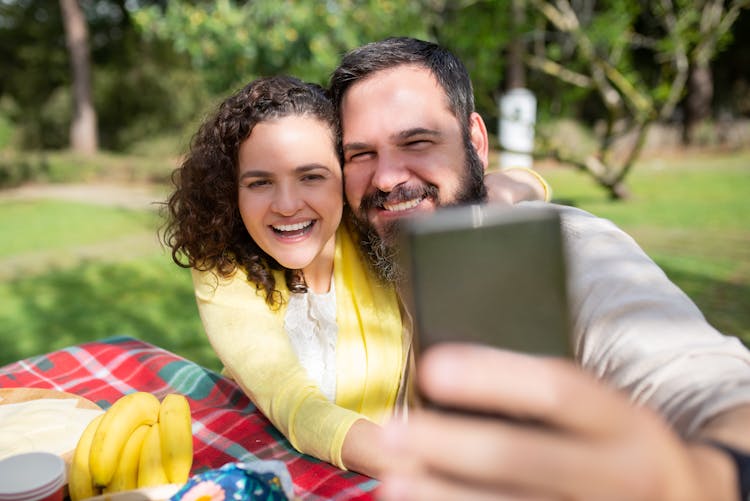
left=271, top=184, right=303, bottom=216
left=370, top=152, right=410, bottom=193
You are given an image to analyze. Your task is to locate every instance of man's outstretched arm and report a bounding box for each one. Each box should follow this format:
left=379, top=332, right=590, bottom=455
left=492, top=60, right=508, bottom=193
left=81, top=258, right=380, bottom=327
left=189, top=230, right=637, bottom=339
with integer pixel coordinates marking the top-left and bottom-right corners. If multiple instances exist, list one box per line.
left=379, top=204, right=750, bottom=500
left=379, top=344, right=747, bottom=501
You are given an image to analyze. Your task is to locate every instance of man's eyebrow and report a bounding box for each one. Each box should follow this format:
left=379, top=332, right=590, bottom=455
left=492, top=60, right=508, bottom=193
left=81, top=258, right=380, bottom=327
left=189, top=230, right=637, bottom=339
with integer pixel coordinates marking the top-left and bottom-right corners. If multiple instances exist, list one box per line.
left=342, top=142, right=370, bottom=154
left=396, top=127, right=442, bottom=140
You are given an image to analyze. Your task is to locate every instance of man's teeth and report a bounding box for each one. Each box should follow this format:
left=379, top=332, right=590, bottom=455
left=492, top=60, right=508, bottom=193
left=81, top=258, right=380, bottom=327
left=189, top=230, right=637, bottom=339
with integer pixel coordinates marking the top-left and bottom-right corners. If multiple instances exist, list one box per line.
left=273, top=221, right=313, bottom=232
left=383, top=198, right=422, bottom=212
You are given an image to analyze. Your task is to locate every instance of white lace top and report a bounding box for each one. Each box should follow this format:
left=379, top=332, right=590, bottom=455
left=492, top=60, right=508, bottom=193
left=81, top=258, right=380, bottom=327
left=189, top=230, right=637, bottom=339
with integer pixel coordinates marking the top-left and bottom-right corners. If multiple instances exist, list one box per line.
left=284, top=281, right=338, bottom=402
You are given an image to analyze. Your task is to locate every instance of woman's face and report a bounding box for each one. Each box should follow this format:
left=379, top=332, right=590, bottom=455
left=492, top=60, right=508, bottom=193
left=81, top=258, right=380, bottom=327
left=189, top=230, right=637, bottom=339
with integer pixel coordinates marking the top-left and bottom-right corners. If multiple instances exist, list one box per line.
left=237, top=115, right=343, bottom=280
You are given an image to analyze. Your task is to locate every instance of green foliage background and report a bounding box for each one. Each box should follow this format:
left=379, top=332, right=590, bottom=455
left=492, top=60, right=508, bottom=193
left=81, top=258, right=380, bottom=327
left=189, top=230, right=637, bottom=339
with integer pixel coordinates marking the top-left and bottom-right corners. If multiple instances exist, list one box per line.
left=0, top=1, right=748, bottom=367
left=2, top=1, right=749, bottom=155
left=133, top=0, right=432, bottom=93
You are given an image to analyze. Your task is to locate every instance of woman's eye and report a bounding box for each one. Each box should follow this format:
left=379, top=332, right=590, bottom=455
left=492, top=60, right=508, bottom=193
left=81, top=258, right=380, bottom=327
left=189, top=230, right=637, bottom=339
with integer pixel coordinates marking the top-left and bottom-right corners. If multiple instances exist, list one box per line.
left=246, top=180, right=270, bottom=189
left=348, top=151, right=374, bottom=162
left=302, top=174, right=325, bottom=182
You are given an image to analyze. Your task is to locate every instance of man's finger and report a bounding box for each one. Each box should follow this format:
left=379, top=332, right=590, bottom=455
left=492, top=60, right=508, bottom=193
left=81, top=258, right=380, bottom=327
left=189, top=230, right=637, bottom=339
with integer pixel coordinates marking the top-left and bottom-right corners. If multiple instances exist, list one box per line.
left=418, top=343, right=633, bottom=438
left=378, top=469, right=553, bottom=501
left=387, top=409, right=634, bottom=497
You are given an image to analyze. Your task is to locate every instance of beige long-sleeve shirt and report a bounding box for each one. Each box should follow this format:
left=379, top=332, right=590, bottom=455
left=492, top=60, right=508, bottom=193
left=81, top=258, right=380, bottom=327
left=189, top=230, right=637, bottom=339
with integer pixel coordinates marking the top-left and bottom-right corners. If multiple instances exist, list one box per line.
left=521, top=201, right=750, bottom=436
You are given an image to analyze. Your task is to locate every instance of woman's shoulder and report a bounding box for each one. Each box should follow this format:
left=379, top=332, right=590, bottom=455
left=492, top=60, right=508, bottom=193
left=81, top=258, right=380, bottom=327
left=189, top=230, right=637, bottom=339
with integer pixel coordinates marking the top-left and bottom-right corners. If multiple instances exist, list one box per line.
left=192, top=266, right=287, bottom=306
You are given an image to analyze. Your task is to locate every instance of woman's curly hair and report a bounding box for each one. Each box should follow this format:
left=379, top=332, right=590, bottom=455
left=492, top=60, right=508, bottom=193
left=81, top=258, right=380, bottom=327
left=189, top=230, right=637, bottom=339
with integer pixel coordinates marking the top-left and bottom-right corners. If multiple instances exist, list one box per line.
left=161, top=75, right=341, bottom=307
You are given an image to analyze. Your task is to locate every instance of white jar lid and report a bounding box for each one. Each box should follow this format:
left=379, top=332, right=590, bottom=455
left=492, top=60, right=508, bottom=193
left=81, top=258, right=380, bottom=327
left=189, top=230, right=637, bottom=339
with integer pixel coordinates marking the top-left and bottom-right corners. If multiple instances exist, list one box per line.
left=0, top=452, right=66, bottom=501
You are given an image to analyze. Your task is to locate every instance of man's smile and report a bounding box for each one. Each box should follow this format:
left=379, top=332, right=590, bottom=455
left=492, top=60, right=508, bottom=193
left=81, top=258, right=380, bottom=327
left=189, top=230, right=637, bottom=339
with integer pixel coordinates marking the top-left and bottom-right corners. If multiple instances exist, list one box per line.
left=382, top=196, right=425, bottom=212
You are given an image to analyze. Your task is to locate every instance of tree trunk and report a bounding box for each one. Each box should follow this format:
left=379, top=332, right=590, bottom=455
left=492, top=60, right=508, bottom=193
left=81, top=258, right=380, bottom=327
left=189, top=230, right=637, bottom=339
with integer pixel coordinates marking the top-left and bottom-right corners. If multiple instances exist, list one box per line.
left=506, top=0, right=526, bottom=90
left=682, top=62, right=713, bottom=145
left=605, top=180, right=630, bottom=201
left=59, top=0, right=98, bottom=155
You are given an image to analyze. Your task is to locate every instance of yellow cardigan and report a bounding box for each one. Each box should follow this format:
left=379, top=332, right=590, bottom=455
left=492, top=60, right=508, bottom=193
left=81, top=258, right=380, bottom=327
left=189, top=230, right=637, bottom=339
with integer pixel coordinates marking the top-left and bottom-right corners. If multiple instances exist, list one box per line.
left=192, top=225, right=404, bottom=468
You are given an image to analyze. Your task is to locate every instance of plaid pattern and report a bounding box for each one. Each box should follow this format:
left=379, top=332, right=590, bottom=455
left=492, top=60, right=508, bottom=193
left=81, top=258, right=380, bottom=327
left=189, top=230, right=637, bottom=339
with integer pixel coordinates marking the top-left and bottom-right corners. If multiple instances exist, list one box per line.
left=0, top=336, right=378, bottom=500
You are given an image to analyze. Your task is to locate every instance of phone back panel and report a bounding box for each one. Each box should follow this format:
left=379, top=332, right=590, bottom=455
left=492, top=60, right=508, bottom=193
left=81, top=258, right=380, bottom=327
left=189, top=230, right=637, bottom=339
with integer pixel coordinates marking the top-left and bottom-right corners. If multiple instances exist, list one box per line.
left=399, top=204, right=572, bottom=357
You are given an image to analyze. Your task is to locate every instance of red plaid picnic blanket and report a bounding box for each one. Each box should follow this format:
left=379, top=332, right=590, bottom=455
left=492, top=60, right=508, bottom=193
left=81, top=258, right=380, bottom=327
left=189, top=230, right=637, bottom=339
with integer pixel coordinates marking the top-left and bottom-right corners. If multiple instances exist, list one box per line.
left=0, top=336, right=377, bottom=500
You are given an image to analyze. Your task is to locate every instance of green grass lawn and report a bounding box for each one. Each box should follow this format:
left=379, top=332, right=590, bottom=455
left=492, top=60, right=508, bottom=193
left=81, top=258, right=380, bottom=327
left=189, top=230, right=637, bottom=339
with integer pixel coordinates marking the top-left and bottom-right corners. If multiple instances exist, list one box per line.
left=0, top=254, right=217, bottom=369
left=0, top=199, right=218, bottom=370
left=0, top=200, right=157, bottom=258
left=0, top=148, right=748, bottom=370
left=540, top=149, right=750, bottom=344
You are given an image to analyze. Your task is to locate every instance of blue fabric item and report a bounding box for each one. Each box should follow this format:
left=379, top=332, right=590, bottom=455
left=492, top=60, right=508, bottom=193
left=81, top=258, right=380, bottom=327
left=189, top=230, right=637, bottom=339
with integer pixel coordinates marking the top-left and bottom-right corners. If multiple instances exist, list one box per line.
left=170, top=461, right=292, bottom=501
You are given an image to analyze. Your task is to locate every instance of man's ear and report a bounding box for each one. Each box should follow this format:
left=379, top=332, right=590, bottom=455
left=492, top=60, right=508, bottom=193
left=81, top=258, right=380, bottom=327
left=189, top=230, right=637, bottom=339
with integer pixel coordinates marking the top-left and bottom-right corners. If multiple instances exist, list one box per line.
left=468, top=112, right=489, bottom=171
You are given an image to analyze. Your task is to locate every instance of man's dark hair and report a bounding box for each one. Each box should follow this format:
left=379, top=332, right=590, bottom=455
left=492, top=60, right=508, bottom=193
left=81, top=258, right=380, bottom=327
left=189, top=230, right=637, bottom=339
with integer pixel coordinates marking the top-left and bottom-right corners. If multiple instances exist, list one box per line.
left=329, top=37, right=476, bottom=125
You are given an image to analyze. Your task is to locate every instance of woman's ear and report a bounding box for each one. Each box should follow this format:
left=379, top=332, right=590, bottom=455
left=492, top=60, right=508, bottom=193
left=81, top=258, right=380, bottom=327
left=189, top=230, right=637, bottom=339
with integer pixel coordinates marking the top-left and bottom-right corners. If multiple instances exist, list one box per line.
left=468, top=112, right=489, bottom=172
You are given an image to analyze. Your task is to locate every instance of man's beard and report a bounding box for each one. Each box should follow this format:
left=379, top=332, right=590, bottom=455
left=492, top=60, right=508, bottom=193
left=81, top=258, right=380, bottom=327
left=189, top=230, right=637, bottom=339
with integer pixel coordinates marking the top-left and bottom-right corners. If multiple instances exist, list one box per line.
left=352, top=137, right=487, bottom=282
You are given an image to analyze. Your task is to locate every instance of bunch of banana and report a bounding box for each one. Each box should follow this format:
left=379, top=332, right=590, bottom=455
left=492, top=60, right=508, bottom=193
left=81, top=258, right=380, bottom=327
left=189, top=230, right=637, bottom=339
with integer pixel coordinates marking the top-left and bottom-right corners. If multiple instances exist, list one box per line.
left=68, top=392, right=193, bottom=501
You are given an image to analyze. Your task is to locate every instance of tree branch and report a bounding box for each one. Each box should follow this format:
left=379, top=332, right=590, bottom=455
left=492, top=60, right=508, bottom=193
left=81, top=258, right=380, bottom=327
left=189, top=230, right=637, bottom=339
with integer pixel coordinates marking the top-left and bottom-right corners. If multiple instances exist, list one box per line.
left=525, top=54, right=592, bottom=87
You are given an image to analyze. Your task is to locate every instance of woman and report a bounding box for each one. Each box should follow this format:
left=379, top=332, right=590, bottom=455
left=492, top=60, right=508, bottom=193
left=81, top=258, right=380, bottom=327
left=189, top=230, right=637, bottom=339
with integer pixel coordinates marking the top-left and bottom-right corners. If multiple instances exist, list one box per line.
left=163, top=76, right=548, bottom=476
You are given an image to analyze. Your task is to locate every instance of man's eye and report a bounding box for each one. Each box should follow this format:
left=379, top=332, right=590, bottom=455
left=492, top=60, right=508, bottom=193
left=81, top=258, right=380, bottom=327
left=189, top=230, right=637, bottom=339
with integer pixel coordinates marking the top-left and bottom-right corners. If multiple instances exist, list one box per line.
left=406, top=139, right=430, bottom=148
left=348, top=151, right=374, bottom=162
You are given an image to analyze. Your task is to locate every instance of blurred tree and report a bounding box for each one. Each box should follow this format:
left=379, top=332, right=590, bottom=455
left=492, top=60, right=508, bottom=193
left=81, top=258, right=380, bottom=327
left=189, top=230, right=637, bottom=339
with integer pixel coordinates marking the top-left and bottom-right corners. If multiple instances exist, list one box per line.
left=712, top=7, right=750, bottom=118
left=506, top=0, right=528, bottom=90
left=677, top=0, right=749, bottom=144
left=432, top=0, right=516, bottom=126
left=524, top=0, right=748, bottom=199
left=59, top=0, right=98, bottom=154
left=0, top=0, right=71, bottom=148
left=2, top=0, right=748, bottom=165
left=0, top=0, right=201, bottom=151
left=132, top=0, right=434, bottom=95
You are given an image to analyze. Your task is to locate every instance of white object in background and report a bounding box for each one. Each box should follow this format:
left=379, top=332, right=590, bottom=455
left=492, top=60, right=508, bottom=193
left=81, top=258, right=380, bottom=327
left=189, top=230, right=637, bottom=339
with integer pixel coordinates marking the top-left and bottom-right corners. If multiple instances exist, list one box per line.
left=498, top=88, right=537, bottom=169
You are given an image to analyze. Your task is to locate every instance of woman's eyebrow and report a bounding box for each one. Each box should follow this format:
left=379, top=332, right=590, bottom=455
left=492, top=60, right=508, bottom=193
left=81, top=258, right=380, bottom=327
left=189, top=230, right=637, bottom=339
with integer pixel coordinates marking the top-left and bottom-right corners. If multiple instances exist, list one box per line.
left=238, top=169, right=270, bottom=180
left=295, top=164, right=331, bottom=173
left=239, top=164, right=331, bottom=180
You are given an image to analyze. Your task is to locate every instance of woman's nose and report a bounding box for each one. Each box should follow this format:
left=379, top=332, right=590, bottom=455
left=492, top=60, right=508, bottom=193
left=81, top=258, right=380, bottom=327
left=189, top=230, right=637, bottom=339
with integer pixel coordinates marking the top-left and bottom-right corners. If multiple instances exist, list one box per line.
left=271, top=184, right=303, bottom=216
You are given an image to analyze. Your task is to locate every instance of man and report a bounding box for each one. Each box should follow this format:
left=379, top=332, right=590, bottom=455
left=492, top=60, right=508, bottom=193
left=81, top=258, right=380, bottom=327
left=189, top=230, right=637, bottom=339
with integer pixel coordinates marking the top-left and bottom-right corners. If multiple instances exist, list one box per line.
left=330, top=37, right=750, bottom=500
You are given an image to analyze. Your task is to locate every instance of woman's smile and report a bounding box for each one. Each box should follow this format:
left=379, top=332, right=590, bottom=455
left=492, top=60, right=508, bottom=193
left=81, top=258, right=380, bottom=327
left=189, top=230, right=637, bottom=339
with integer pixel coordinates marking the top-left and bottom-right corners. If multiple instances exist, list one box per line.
left=271, top=219, right=317, bottom=239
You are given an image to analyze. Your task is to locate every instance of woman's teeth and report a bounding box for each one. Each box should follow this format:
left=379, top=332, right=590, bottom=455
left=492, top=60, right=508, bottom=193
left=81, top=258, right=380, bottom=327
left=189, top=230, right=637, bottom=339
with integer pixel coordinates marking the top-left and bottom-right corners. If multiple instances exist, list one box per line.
left=272, top=220, right=313, bottom=232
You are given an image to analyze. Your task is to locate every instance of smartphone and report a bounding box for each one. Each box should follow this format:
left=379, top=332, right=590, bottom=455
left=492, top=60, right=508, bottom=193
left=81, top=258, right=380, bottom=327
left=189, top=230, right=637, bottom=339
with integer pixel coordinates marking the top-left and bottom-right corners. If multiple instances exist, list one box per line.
left=398, top=203, right=573, bottom=359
